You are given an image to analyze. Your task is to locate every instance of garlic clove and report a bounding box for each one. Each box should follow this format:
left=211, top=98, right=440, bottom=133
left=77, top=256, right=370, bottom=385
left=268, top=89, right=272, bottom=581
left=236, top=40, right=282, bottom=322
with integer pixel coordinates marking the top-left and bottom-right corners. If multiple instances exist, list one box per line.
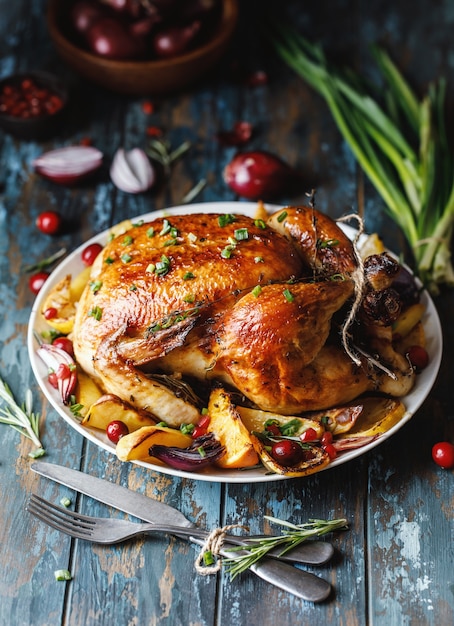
left=33, top=146, right=103, bottom=185
left=110, top=147, right=155, bottom=193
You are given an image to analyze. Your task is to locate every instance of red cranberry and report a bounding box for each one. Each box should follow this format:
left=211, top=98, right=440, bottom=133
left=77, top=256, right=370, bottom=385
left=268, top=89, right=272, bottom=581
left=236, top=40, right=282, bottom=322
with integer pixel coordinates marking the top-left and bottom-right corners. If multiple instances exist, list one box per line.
left=270, top=440, right=304, bottom=466
left=106, top=420, right=129, bottom=443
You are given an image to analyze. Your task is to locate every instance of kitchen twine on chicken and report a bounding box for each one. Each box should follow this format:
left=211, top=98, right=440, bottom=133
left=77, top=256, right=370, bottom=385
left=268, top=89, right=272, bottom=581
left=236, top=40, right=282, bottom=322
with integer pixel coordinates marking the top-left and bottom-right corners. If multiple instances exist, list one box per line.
left=335, top=213, right=366, bottom=367
left=194, top=524, right=249, bottom=574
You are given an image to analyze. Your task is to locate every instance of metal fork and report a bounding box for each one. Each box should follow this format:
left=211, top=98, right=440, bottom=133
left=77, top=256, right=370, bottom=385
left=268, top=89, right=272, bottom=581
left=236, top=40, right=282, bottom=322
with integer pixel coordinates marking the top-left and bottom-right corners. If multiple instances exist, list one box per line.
left=26, top=494, right=334, bottom=566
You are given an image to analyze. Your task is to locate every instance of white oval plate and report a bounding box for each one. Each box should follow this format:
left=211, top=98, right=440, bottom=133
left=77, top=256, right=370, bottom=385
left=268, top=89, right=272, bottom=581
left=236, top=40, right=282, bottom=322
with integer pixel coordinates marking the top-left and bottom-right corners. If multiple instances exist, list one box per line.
left=28, top=202, right=443, bottom=483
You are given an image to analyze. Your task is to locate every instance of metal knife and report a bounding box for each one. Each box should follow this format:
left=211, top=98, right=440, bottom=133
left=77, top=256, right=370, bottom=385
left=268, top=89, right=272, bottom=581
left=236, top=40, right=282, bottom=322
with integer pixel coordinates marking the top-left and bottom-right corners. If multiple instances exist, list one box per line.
left=31, top=461, right=332, bottom=603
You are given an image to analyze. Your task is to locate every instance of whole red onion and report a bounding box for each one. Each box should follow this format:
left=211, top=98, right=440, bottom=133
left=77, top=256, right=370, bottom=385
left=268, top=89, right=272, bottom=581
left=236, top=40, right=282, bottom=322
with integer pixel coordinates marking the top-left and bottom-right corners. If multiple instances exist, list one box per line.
left=223, top=150, right=294, bottom=200
left=152, top=20, right=201, bottom=58
left=70, top=0, right=106, bottom=35
left=86, top=17, right=146, bottom=59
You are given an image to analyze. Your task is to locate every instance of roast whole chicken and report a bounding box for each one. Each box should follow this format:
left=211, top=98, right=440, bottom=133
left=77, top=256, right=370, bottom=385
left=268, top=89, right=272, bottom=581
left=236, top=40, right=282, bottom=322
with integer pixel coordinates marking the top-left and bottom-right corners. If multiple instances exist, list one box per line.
left=73, top=206, right=416, bottom=427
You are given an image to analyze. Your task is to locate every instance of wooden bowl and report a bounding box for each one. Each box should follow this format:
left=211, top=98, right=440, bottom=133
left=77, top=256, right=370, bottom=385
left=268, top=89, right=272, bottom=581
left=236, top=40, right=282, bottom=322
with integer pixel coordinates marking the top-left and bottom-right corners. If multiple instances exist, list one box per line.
left=0, top=71, right=68, bottom=140
left=46, top=0, right=239, bottom=96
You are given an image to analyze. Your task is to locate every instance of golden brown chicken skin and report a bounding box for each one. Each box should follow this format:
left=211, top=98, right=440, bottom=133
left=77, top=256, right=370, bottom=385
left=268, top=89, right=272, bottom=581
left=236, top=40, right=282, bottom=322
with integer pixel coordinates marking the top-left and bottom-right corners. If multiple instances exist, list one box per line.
left=73, top=207, right=415, bottom=426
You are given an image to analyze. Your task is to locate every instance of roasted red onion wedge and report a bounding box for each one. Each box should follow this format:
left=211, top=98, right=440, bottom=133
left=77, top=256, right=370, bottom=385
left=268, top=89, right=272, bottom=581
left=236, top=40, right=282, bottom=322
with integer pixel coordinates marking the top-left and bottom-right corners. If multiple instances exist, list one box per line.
left=36, top=343, right=78, bottom=405
left=332, top=435, right=378, bottom=452
left=149, top=433, right=225, bottom=471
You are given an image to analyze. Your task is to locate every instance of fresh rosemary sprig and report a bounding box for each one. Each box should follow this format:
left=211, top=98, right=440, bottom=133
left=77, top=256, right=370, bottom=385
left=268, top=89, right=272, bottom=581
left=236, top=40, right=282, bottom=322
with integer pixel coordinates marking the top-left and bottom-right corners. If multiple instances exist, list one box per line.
left=146, top=138, right=191, bottom=178
left=223, top=516, right=348, bottom=579
left=24, top=248, right=67, bottom=274
left=0, top=377, right=45, bottom=456
left=182, top=178, right=207, bottom=204
left=268, top=21, right=454, bottom=295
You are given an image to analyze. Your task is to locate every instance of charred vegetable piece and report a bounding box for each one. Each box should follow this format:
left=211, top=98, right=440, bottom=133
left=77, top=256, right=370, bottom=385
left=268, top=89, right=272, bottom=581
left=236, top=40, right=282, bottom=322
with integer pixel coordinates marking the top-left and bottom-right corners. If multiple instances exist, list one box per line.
left=250, top=433, right=330, bottom=477
left=148, top=433, right=225, bottom=471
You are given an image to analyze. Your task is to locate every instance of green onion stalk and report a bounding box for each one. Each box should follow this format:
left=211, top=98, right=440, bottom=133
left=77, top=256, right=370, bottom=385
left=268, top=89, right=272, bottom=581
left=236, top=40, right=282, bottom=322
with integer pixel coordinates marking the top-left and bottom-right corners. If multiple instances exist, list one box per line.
left=268, top=21, right=454, bottom=295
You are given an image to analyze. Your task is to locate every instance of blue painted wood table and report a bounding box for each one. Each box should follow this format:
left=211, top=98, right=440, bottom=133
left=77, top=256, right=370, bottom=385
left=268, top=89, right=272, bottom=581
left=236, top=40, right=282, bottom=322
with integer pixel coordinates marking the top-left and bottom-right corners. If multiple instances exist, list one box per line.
left=0, top=1, right=453, bottom=624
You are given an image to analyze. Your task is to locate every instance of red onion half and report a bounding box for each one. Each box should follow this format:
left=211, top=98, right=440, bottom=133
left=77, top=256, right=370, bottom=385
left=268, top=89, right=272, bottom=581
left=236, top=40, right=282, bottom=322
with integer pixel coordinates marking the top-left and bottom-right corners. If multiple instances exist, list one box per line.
left=33, top=146, right=103, bottom=186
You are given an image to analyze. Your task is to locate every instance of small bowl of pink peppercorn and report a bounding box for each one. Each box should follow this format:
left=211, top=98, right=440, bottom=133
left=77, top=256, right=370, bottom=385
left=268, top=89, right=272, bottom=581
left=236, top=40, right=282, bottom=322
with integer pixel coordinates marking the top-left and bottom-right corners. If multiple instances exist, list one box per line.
left=0, top=71, right=68, bottom=140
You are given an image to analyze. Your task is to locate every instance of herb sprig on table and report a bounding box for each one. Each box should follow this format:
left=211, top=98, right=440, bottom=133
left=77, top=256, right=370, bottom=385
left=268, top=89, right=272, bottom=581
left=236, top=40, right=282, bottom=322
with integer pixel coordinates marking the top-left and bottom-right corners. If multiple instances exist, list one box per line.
left=0, top=376, right=45, bottom=457
left=223, top=516, right=347, bottom=579
left=269, top=22, right=454, bottom=294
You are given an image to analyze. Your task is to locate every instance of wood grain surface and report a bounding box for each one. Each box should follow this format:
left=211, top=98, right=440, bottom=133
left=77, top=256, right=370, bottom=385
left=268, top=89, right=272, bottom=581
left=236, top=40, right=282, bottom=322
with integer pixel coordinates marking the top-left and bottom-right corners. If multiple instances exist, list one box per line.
left=0, top=1, right=453, bottom=625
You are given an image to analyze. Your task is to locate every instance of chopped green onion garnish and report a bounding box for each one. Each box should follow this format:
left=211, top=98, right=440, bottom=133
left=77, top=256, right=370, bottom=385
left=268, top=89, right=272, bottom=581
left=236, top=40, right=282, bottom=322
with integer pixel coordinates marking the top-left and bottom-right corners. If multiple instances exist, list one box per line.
left=277, top=211, right=288, bottom=223
left=197, top=446, right=207, bottom=458
left=203, top=550, right=215, bottom=566
left=88, top=306, right=103, bottom=321
left=122, top=235, right=133, bottom=246
left=146, top=263, right=156, bottom=274
left=70, top=403, right=84, bottom=418
left=254, top=256, right=264, bottom=263
left=254, top=219, right=267, bottom=229
left=283, top=288, right=294, bottom=302
left=160, top=219, right=171, bottom=236
left=89, top=280, right=102, bottom=293
left=252, top=285, right=262, bottom=297
left=121, top=253, right=132, bottom=264
left=221, top=246, right=234, bottom=259
left=180, top=423, right=195, bottom=435
left=54, top=569, right=72, bottom=581
left=155, top=255, right=171, bottom=276
left=279, top=419, right=302, bottom=436
left=105, top=256, right=114, bottom=265
left=147, top=227, right=155, bottom=238
left=218, top=214, right=237, bottom=227
left=234, top=227, right=249, bottom=241
left=183, top=271, right=195, bottom=280
left=317, top=238, right=339, bottom=249
left=28, top=448, right=45, bottom=459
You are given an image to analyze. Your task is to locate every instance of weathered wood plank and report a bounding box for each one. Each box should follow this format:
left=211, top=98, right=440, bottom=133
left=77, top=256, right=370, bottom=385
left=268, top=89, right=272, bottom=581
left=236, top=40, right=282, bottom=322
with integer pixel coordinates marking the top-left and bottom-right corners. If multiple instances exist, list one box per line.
left=1, top=0, right=453, bottom=624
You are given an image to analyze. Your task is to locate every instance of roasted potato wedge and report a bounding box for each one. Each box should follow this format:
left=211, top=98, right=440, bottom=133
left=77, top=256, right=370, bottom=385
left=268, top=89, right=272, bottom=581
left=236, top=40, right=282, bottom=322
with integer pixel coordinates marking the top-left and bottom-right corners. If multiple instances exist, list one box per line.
left=250, top=434, right=330, bottom=477
left=70, top=266, right=92, bottom=301
left=358, top=232, right=386, bottom=259
left=40, top=275, right=77, bottom=334
left=74, top=371, right=104, bottom=417
left=41, top=269, right=92, bottom=334
left=253, top=200, right=269, bottom=222
left=338, top=397, right=406, bottom=438
left=237, top=406, right=325, bottom=439
left=395, top=321, right=426, bottom=354
left=116, top=425, right=193, bottom=462
left=392, top=303, right=425, bottom=339
left=207, top=388, right=259, bottom=469
left=82, top=394, right=157, bottom=432
left=108, top=219, right=134, bottom=239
